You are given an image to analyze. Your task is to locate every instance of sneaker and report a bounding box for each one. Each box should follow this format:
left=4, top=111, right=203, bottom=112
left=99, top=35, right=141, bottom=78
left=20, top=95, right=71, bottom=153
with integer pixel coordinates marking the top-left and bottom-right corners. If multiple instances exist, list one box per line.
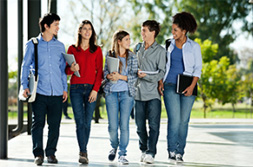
left=143, top=154, right=154, bottom=164
left=168, top=151, right=176, bottom=162
left=176, top=154, right=184, bottom=162
left=108, top=148, right=117, bottom=161
left=47, top=155, right=58, bottom=163
left=140, top=152, right=146, bottom=162
left=34, top=155, right=44, bottom=166
left=79, top=152, right=89, bottom=164
left=118, top=156, right=129, bottom=165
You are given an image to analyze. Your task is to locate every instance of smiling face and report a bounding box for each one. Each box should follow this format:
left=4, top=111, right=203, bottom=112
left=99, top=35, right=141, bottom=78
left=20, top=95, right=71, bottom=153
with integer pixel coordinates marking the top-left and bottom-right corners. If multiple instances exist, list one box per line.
left=172, top=23, right=186, bottom=40
left=80, top=24, right=92, bottom=40
left=118, top=35, right=131, bottom=50
left=46, top=20, right=60, bottom=36
left=141, top=26, right=155, bottom=42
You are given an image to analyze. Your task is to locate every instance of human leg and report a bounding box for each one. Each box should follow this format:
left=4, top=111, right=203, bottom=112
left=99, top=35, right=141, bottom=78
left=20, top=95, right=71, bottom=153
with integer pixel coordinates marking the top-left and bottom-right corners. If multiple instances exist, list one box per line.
left=118, top=91, right=134, bottom=157
left=163, top=83, right=181, bottom=154
left=145, top=99, right=161, bottom=157
left=83, top=85, right=97, bottom=153
left=135, top=100, right=148, bottom=153
left=31, top=94, right=47, bottom=157
left=177, top=95, right=195, bottom=155
left=70, top=84, right=86, bottom=153
left=45, top=95, right=62, bottom=157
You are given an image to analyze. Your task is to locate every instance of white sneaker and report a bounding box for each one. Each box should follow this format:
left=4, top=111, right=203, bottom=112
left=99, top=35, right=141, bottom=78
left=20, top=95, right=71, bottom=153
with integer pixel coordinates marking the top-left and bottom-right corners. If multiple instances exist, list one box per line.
left=140, top=152, right=146, bottom=162
left=169, top=151, right=176, bottom=162
left=118, top=156, right=129, bottom=165
left=176, top=154, right=183, bottom=162
left=143, top=154, right=154, bottom=164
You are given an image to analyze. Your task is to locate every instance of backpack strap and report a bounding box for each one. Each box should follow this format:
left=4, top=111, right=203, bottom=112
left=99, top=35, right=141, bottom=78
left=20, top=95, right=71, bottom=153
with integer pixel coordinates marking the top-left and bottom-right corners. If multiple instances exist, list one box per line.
left=31, top=37, right=38, bottom=81
left=165, top=38, right=171, bottom=51
left=135, top=42, right=142, bottom=53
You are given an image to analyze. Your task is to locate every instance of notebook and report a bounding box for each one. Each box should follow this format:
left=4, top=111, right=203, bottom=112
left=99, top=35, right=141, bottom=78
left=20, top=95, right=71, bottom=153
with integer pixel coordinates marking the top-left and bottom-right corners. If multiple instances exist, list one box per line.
left=176, top=74, right=197, bottom=96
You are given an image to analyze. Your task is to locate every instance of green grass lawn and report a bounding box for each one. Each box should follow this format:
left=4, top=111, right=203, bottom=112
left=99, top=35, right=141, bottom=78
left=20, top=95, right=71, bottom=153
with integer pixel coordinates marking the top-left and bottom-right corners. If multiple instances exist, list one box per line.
left=8, top=100, right=253, bottom=120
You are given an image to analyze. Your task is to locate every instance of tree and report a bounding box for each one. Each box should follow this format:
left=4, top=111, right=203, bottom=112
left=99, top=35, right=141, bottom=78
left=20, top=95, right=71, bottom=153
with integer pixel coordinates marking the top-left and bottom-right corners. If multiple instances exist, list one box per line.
left=196, top=38, right=242, bottom=118
left=60, top=0, right=130, bottom=51
left=174, top=0, right=252, bottom=64
left=195, top=38, right=218, bottom=118
left=128, top=0, right=174, bottom=44
left=129, top=0, right=252, bottom=64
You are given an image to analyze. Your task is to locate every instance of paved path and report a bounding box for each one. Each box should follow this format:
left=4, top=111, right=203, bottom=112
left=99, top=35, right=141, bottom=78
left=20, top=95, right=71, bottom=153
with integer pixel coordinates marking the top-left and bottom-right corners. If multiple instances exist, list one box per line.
left=1, top=119, right=253, bottom=167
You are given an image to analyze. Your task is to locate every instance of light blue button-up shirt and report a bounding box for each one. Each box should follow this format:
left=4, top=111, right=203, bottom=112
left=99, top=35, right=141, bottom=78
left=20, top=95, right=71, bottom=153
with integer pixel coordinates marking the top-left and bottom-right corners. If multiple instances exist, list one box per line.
left=163, top=37, right=202, bottom=82
left=21, top=34, right=67, bottom=96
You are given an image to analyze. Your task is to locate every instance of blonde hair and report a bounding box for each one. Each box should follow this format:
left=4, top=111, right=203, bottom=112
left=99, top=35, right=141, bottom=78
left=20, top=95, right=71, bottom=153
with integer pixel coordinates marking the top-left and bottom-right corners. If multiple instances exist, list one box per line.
left=109, top=30, right=130, bottom=73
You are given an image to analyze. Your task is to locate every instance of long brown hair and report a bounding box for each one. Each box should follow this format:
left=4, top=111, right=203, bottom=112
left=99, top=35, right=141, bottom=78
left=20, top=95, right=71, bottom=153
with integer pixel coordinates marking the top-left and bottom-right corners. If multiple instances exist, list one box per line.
left=109, top=30, right=130, bottom=73
left=76, top=20, right=97, bottom=53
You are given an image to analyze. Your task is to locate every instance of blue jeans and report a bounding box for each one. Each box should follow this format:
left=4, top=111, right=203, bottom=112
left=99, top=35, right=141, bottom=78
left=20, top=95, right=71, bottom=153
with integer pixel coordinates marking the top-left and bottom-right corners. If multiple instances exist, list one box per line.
left=31, top=94, right=62, bottom=157
left=70, top=84, right=97, bottom=153
left=105, top=91, right=134, bottom=156
left=163, top=83, right=196, bottom=155
left=135, top=99, right=161, bottom=157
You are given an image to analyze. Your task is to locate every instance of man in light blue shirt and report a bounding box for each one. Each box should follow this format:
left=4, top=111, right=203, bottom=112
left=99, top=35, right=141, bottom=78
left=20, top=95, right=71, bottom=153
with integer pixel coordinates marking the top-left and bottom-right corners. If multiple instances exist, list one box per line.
left=20, top=13, right=67, bottom=165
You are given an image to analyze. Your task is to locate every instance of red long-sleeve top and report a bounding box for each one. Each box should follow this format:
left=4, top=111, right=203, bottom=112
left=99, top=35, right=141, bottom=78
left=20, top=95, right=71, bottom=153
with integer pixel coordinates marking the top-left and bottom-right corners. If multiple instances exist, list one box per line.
left=65, top=45, right=103, bottom=92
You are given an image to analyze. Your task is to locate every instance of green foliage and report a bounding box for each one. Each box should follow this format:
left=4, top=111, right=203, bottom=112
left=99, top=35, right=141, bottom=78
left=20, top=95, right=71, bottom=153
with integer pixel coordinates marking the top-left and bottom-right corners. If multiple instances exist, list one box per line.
left=175, top=0, right=252, bottom=64
left=128, top=0, right=174, bottom=44
left=129, top=0, right=252, bottom=64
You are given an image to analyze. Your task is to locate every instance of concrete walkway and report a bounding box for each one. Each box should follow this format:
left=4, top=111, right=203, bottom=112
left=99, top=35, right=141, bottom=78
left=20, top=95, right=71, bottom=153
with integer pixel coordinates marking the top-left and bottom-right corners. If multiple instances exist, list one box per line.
left=1, top=119, right=253, bottom=167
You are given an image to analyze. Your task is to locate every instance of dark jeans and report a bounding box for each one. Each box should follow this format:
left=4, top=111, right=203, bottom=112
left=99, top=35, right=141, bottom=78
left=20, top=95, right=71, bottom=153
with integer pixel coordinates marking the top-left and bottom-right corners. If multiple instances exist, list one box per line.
left=135, top=99, right=161, bottom=157
left=70, top=84, right=97, bottom=153
left=31, top=93, right=63, bottom=157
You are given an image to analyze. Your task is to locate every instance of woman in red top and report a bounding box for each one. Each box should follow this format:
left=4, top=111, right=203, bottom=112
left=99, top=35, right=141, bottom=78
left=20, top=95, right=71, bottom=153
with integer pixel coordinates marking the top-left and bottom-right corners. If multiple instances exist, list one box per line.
left=65, top=20, right=103, bottom=164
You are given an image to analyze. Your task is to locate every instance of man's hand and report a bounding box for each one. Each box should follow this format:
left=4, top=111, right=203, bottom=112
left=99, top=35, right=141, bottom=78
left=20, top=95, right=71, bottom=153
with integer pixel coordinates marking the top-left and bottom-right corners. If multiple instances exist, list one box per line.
left=158, top=79, right=164, bottom=96
left=62, top=91, right=68, bottom=102
left=138, top=70, right=146, bottom=78
left=88, top=90, right=97, bottom=103
left=23, top=88, right=30, bottom=98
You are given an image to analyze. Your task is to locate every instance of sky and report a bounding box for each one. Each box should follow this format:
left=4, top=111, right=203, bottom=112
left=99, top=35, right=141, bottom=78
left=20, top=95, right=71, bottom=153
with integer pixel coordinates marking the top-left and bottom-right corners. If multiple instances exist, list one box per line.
left=7, top=0, right=253, bottom=72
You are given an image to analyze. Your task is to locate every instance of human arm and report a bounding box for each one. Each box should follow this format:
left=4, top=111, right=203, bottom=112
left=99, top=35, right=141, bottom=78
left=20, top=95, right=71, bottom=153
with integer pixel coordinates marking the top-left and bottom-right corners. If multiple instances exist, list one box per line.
left=65, top=46, right=77, bottom=75
left=92, top=47, right=103, bottom=92
left=21, top=41, right=35, bottom=91
left=158, top=79, right=164, bottom=96
left=183, top=76, right=199, bottom=96
left=192, top=44, right=202, bottom=78
left=60, top=44, right=68, bottom=93
left=141, top=49, right=166, bottom=82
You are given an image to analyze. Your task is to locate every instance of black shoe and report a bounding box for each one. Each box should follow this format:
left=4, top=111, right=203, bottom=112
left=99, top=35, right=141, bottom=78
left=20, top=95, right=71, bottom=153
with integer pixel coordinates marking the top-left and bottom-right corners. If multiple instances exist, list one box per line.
left=47, top=155, right=58, bottom=163
left=79, top=152, right=89, bottom=164
left=34, top=155, right=44, bottom=166
left=65, top=115, right=72, bottom=119
left=108, top=148, right=117, bottom=161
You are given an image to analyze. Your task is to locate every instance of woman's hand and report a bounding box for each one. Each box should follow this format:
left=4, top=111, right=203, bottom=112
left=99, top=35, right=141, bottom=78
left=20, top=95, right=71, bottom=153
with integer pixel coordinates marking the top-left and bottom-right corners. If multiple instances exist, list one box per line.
left=158, top=80, right=164, bottom=96
left=111, top=72, right=120, bottom=81
left=70, top=62, right=79, bottom=72
left=183, top=85, right=194, bottom=96
left=88, top=90, right=97, bottom=103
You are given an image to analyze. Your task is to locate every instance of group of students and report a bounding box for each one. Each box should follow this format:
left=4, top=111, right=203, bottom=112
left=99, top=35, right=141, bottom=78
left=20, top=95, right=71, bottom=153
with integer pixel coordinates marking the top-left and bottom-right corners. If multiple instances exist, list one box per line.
left=20, top=11, right=202, bottom=166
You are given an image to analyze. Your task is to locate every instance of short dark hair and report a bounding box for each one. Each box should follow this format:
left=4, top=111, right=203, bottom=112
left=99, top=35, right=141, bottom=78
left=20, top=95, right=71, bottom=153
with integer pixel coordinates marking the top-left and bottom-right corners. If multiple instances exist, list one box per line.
left=142, top=20, right=160, bottom=38
left=39, top=13, right=60, bottom=32
left=173, top=12, right=197, bottom=34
